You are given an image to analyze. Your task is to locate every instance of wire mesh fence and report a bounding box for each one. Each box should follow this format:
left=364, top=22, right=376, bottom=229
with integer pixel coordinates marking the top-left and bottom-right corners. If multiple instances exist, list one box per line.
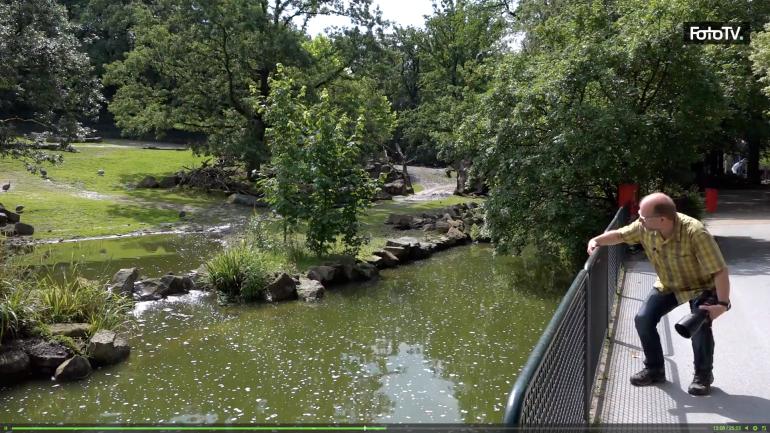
left=504, top=207, right=629, bottom=425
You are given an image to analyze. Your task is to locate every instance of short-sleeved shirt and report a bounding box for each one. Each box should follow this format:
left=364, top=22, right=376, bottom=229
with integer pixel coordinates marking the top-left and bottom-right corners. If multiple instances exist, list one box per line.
left=616, top=212, right=727, bottom=304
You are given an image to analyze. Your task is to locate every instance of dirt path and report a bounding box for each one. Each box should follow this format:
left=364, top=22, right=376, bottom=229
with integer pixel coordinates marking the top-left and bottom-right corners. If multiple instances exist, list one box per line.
left=396, top=165, right=456, bottom=202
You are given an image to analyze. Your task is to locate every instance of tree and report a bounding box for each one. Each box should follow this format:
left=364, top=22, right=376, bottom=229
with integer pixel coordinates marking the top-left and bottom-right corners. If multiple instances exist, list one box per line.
left=261, top=70, right=385, bottom=255
left=104, top=0, right=380, bottom=175
left=402, top=0, right=508, bottom=191
left=704, top=0, right=770, bottom=185
left=0, top=0, right=102, bottom=163
left=466, top=0, right=728, bottom=266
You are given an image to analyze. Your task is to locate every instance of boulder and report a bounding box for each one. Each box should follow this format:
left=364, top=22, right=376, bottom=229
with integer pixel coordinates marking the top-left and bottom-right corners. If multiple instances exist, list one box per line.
left=448, top=219, right=464, bottom=230
left=386, top=237, right=419, bottom=251
left=373, top=250, right=399, bottom=268
left=227, top=193, right=268, bottom=207
left=186, top=265, right=210, bottom=290
left=434, top=235, right=456, bottom=250
left=447, top=226, right=469, bottom=243
left=383, top=179, right=406, bottom=195
left=306, top=266, right=337, bottom=285
left=421, top=223, right=435, bottom=232
left=137, top=275, right=193, bottom=300
left=385, top=214, right=414, bottom=229
left=0, top=346, right=31, bottom=384
left=110, top=268, right=140, bottom=295
left=48, top=323, right=91, bottom=338
left=264, top=273, right=297, bottom=302
left=353, top=262, right=379, bottom=280
left=297, top=278, right=325, bottom=301
left=374, top=190, right=393, bottom=201
left=134, top=278, right=166, bottom=301
left=365, top=255, right=385, bottom=269
left=88, top=330, right=130, bottom=366
left=383, top=246, right=408, bottom=261
left=412, top=242, right=436, bottom=260
left=137, top=176, right=159, bottom=188
left=26, top=341, right=71, bottom=374
left=331, top=263, right=355, bottom=283
left=161, top=274, right=195, bottom=295
left=54, top=355, right=92, bottom=382
left=158, top=175, right=179, bottom=189
left=0, top=212, right=7, bottom=225
left=434, top=221, right=451, bottom=233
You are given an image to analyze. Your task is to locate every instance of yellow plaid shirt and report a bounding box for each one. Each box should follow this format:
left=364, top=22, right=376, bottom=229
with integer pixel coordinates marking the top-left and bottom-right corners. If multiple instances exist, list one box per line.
left=617, top=212, right=727, bottom=304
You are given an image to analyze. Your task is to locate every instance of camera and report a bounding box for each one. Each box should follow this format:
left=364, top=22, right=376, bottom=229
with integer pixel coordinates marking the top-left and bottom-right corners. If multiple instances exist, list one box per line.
left=674, top=290, right=717, bottom=339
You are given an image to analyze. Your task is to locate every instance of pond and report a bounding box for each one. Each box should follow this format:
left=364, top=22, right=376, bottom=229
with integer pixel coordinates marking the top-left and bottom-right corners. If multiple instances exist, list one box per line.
left=0, top=243, right=560, bottom=424
left=13, top=232, right=226, bottom=281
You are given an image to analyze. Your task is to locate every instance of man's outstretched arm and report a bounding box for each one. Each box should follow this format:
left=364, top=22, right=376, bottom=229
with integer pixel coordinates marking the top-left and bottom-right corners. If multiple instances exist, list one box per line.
left=587, top=230, right=624, bottom=255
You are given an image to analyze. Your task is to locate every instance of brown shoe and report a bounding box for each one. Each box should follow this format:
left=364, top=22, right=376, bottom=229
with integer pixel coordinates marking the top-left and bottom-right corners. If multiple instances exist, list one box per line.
left=688, top=371, right=714, bottom=396
left=630, top=368, right=666, bottom=386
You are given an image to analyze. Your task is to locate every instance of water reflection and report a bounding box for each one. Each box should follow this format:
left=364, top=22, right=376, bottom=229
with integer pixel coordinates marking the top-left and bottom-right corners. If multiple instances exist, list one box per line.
left=15, top=233, right=225, bottom=281
left=0, top=244, right=560, bottom=424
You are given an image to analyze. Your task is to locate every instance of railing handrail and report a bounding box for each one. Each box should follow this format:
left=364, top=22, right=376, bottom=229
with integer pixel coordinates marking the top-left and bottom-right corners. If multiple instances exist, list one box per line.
left=502, top=206, right=628, bottom=425
left=502, top=269, right=588, bottom=425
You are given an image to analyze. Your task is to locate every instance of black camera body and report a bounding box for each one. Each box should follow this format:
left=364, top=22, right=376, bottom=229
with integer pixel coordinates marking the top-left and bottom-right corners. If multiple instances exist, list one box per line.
left=674, top=290, right=717, bottom=339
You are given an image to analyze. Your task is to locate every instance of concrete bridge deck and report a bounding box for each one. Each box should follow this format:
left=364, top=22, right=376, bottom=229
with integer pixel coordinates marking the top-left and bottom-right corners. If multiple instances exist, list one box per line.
left=594, top=189, right=770, bottom=424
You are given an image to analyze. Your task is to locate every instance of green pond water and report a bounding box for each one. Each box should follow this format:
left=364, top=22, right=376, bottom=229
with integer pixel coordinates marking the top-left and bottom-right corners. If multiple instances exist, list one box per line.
left=0, top=243, right=559, bottom=424
left=14, top=233, right=226, bottom=280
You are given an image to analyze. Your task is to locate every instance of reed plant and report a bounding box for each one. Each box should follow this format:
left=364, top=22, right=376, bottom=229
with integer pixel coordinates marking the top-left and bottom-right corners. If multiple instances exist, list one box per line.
left=35, top=268, right=134, bottom=334
left=205, top=241, right=288, bottom=301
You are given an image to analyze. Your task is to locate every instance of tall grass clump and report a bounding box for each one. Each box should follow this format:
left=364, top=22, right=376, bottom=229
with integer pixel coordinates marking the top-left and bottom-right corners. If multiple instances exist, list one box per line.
left=36, top=267, right=134, bottom=334
left=205, top=241, right=287, bottom=301
left=1, top=237, right=38, bottom=341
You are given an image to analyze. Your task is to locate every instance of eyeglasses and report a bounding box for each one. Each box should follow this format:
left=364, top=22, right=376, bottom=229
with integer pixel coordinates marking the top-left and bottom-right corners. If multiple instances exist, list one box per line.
left=638, top=214, right=661, bottom=223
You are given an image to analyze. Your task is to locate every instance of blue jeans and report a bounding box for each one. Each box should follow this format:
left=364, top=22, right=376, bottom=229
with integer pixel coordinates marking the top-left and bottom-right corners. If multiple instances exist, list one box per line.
left=634, top=288, right=714, bottom=374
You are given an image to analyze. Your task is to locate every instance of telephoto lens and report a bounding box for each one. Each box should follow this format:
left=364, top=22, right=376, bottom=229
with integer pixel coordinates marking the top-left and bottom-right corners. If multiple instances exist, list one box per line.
left=674, top=290, right=716, bottom=338
left=675, top=309, right=710, bottom=338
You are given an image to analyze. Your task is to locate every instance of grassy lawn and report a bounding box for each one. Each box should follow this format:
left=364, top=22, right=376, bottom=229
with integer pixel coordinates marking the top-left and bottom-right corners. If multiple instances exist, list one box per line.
left=1, top=142, right=482, bottom=246
left=0, top=144, right=219, bottom=239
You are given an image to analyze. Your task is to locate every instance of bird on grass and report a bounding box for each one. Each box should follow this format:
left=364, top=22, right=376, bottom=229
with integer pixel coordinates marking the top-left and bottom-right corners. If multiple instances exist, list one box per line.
left=39, top=169, right=47, bottom=178
left=97, top=169, right=104, bottom=176
left=15, top=205, right=24, bottom=213
left=1, top=182, right=9, bottom=192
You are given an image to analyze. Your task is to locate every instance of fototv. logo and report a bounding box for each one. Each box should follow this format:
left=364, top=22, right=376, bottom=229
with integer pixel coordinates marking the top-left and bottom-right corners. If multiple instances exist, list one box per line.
left=684, top=22, right=750, bottom=44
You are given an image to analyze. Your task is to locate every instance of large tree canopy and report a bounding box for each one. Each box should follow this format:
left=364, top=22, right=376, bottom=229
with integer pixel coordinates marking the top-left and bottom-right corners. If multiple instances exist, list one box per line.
left=465, top=0, right=743, bottom=265
left=0, top=0, right=102, bottom=160
left=104, top=0, right=380, bottom=173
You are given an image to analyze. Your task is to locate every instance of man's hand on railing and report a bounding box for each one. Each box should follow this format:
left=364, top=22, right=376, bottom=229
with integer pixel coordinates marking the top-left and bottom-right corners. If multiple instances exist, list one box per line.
left=587, top=231, right=623, bottom=255
left=587, top=238, right=600, bottom=255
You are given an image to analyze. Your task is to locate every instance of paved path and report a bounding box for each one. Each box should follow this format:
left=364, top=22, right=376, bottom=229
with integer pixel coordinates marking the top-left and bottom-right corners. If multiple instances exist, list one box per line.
left=595, top=189, right=770, bottom=423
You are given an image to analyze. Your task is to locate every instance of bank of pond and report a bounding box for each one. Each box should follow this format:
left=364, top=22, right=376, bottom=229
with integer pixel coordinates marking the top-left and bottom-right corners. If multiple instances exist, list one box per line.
left=0, top=203, right=560, bottom=423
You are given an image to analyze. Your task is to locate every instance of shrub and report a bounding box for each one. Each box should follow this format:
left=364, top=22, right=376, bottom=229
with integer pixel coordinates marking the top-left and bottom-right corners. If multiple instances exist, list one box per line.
left=0, top=243, right=38, bottom=341
left=205, top=242, right=286, bottom=301
left=36, top=272, right=134, bottom=334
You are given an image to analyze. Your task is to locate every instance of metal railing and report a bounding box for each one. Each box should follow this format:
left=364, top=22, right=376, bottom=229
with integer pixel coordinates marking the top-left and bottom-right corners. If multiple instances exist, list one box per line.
left=502, top=206, right=629, bottom=425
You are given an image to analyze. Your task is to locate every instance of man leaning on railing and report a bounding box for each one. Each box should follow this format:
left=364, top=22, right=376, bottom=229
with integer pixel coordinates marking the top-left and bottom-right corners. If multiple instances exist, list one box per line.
left=586, top=192, right=731, bottom=396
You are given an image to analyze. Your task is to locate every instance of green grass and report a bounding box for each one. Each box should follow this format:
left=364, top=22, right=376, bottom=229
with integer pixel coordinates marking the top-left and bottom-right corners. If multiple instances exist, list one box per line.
left=222, top=195, right=485, bottom=274
left=36, top=271, right=134, bottom=332
left=1, top=239, right=133, bottom=341
left=0, top=144, right=221, bottom=239
left=205, top=241, right=291, bottom=301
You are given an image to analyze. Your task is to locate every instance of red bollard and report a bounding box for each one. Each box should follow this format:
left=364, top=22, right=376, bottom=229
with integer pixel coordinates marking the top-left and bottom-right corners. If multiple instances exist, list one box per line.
left=705, top=188, right=718, bottom=213
left=618, top=183, right=639, bottom=216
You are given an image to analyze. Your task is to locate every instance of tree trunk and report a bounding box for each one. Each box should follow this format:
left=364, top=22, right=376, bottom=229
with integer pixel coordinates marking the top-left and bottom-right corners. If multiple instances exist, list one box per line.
left=747, top=129, right=762, bottom=185
left=455, top=159, right=470, bottom=195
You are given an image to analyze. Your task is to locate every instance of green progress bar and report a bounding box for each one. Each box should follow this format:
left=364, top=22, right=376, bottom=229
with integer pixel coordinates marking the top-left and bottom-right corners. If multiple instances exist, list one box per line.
left=12, top=428, right=387, bottom=431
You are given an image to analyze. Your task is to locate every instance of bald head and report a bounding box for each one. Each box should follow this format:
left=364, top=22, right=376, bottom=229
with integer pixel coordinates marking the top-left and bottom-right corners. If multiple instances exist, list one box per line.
left=640, top=192, right=677, bottom=221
